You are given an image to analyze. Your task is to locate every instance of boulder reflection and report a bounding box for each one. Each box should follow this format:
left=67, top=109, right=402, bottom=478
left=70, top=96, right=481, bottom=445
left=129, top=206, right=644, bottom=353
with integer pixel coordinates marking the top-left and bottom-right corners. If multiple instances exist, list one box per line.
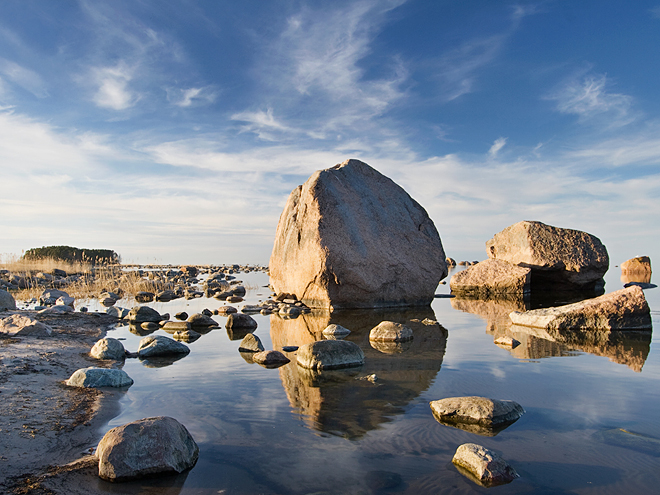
left=452, top=296, right=652, bottom=372
left=271, top=308, right=447, bottom=438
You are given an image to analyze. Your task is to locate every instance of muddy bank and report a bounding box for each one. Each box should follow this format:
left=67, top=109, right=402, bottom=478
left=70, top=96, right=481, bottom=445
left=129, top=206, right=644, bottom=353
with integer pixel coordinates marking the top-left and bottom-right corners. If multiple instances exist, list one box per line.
left=0, top=311, right=122, bottom=494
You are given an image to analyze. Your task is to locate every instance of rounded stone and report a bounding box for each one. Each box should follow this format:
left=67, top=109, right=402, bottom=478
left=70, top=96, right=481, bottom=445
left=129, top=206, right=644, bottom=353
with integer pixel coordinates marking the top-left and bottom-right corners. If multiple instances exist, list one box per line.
left=369, top=321, right=413, bottom=342
left=66, top=367, right=133, bottom=388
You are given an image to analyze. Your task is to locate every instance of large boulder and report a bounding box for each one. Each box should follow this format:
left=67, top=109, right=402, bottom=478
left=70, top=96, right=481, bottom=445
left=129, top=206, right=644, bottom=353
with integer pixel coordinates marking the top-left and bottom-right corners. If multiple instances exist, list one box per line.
left=0, top=289, right=16, bottom=311
left=137, top=335, right=190, bottom=358
left=486, top=221, right=609, bottom=289
left=450, top=259, right=531, bottom=296
left=452, top=443, right=518, bottom=487
left=66, top=367, right=133, bottom=388
left=91, top=338, right=126, bottom=360
left=296, top=339, right=365, bottom=370
left=509, top=286, right=651, bottom=330
left=0, top=314, right=52, bottom=337
left=96, top=416, right=199, bottom=481
left=430, top=396, right=524, bottom=436
left=269, top=159, right=447, bottom=310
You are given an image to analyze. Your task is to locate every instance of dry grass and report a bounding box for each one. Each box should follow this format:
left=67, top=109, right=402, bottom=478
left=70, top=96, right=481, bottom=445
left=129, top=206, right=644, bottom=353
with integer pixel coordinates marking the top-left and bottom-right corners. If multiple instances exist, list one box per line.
left=1, top=255, right=177, bottom=302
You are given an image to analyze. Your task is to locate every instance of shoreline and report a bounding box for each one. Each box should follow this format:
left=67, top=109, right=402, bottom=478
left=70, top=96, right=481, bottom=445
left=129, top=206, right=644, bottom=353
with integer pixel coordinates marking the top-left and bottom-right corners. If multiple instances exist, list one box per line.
left=0, top=310, right=123, bottom=494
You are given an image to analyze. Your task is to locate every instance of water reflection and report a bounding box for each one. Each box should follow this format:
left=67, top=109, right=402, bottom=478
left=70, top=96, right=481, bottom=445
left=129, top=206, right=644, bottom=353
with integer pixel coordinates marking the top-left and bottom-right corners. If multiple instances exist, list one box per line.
left=621, top=271, right=652, bottom=285
left=452, top=296, right=652, bottom=371
left=270, top=307, right=448, bottom=438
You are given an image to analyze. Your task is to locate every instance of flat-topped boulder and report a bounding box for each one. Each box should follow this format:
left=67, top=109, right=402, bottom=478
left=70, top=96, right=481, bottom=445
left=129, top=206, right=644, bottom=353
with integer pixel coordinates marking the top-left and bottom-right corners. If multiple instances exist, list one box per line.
left=486, top=221, right=609, bottom=289
left=97, top=416, right=198, bottom=481
left=430, top=396, right=524, bottom=436
left=253, top=350, right=290, bottom=368
left=138, top=335, right=190, bottom=358
left=297, top=339, right=365, bottom=370
left=452, top=443, right=518, bottom=487
left=0, top=314, right=52, bottom=337
left=510, top=286, right=651, bottom=330
left=269, top=159, right=447, bottom=310
left=450, top=259, right=531, bottom=296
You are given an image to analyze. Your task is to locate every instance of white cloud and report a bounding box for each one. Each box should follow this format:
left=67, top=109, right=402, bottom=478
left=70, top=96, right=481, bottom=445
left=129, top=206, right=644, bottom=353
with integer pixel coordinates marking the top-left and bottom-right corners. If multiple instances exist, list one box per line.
left=488, top=137, right=507, bottom=158
left=650, top=6, right=660, bottom=19
left=168, top=86, right=217, bottom=107
left=0, top=57, right=48, bottom=98
left=90, top=64, right=139, bottom=110
left=546, top=73, right=634, bottom=126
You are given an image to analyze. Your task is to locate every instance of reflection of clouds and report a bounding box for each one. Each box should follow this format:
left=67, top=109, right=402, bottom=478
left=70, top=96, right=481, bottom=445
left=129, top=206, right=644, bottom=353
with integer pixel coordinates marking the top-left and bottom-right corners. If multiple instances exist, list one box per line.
left=270, top=307, right=447, bottom=438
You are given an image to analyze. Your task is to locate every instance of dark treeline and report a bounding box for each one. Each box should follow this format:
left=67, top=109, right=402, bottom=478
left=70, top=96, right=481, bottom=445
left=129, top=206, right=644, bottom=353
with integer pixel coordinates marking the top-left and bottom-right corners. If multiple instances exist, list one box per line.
left=23, top=245, right=121, bottom=264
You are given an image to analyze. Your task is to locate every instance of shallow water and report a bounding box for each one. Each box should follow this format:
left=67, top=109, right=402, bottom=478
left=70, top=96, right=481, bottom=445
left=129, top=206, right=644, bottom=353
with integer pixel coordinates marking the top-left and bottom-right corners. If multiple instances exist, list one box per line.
left=88, top=268, right=659, bottom=494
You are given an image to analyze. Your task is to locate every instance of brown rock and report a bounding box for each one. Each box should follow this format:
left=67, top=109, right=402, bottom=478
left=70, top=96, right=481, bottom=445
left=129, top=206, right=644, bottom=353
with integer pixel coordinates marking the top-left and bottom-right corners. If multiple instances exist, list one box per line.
left=486, top=220, right=609, bottom=289
left=369, top=321, right=413, bottom=342
left=253, top=350, right=290, bottom=367
left=450, top=259, right=531, bottom=296
left=452, top=443, right=518, bottom=487
left=269, top=159, right=447, bottom=310
left=0, top=314, right=52, bottom=337
left=621, top=256, right=652, bottom=273
left=509, top=286, right=651, bottom=330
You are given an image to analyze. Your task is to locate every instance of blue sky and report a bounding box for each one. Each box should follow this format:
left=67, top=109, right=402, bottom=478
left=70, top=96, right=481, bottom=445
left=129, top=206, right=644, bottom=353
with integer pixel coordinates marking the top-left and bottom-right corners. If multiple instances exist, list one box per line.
left=1, top=1, right=659, bottom=266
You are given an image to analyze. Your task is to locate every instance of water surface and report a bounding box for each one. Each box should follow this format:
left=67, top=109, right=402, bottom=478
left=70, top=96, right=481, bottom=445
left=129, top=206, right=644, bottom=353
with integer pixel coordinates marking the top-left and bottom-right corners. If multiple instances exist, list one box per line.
left=89, top=267, right=660, bottom=494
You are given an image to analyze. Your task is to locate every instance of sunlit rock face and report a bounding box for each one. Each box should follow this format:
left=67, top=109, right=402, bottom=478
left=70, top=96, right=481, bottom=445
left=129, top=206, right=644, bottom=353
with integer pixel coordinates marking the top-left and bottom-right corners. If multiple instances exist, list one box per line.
left=269, top=159, right=447, bottom=310
left=270, top=308, right=447, bottom=438
left=621, top=256, right=652, bottom=285
left=486, top=221, right=609, bottom=290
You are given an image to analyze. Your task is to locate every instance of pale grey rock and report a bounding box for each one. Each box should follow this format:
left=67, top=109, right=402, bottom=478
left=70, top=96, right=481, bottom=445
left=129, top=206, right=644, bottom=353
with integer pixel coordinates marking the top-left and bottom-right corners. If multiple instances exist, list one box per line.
left=241, top=304, right=263, bottom=313
left=452, top=443, right=518, bottom=487
left=138, top=335, right=190, bottom=358
left=322, top=324, right=351, bottom=339
left=66, top=367, right=133, bottom=388
left=0, top=289, right=16, bottom=311
left=96, top=416, right=199, bottom=481
left=430, top=396, right=525, bottom=427
left=217, top=306, right=238, bottom=315
left=38, top=305, right=74, bottom=314
left=253, top=350, right=290, bottom=367
left=297, top=340, right=365, bottom=370
left=486, top=220, right=609, bottom=289
left=226, top=313, right=258, bottom=330
left=494, top=336, right=520, bottom=348
left=162, top=321, right=191, bottom=331
left=106, top=306, right=129, bottom=319
left=509, top=286, right=652, bottom=330
left=128, top=306, right=161, bottom=323
left=369, top=321, right=413, bottom=342
left=450, top=259, right=531, bottom=296
left=269, top=159, right=447, bottom=310
left=0, top=314, right=52, bottom=336
left=238, top=333, right=265, bottom=352
left=91, top=338, right=126, bottom=360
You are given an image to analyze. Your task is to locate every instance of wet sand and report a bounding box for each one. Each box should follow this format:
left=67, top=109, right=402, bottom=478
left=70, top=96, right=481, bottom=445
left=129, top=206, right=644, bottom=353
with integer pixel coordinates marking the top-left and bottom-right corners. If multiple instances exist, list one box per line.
left=0, top=311, right=122, bottom=494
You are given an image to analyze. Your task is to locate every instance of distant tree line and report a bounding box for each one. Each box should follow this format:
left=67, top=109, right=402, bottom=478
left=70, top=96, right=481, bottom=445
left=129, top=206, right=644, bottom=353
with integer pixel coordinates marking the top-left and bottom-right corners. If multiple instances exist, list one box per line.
left=23, top=245, right=121, bottom=264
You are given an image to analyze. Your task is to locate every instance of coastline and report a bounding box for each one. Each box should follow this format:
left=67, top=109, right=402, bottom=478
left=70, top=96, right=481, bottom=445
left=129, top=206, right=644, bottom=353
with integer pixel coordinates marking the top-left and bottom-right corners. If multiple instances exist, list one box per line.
left=0, top=310, right=123, bottom=494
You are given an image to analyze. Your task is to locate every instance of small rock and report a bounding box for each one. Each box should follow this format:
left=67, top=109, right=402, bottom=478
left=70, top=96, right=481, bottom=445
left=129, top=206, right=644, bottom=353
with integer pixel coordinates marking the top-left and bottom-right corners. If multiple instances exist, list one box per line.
left=494, top=336, right=520, bottom=348
left=66, top=367, right=133, bottom=388
left=141, top=321, right=159, bottom=330
left=238, top=333, right=265, bottom=353
left=91, top=338, right=126, bottom=360
left=226, top=295, right=244, bottom=303
left=0, top=290, right=17, bottom=311
left=452, top=443, right=518, bottom=487
left=162, top=321, right=192, bottom=331
left=296, top=340, right=365, bottom=370
left=252, top=350, right=290, bottom=367
left=226, top=313, right=258, bottom=330
left=38, top=305, right=74, bottom=314
left=322, top=324, right=351, bottom=339
left=175, top=312, right=189, bottom=320
left=128, top=306, right=162, bottom=323
left=138, top=335, right=190, bottom=358
left=187, top=313, right=218, bottom=327
left=173, top=330, right=201, bottom=343
left=369, top=321, right=413, bottom=342
left=430, top=396, right=525, bottom=433
left=135, top=291, right=155, bottom=302
left=217, top=306, right=238, bottom=315
left=96, top=416, right=199, bottom=481
left=282, top=345, right=299, bottom=352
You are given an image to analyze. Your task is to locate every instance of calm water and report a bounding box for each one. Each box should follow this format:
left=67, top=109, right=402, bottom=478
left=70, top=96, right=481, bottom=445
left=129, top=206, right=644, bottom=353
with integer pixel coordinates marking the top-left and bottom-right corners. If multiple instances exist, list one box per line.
left=85, top=267, right=659, bottom=494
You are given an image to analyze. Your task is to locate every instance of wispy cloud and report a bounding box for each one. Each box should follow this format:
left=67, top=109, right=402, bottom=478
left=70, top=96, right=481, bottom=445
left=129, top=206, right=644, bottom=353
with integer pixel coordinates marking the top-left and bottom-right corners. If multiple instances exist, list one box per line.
left=168, top=86, right=217, bottom=107
left=0, top=57, right=48, bottom=98
left=488, top=137, right=507, bottom=158
left=546, top=72, right=634, bottom=126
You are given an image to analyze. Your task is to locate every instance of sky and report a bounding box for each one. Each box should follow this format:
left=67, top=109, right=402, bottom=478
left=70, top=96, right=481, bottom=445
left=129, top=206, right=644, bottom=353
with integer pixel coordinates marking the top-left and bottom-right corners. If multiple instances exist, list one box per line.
left=0, top=0, right=659, bottom=267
